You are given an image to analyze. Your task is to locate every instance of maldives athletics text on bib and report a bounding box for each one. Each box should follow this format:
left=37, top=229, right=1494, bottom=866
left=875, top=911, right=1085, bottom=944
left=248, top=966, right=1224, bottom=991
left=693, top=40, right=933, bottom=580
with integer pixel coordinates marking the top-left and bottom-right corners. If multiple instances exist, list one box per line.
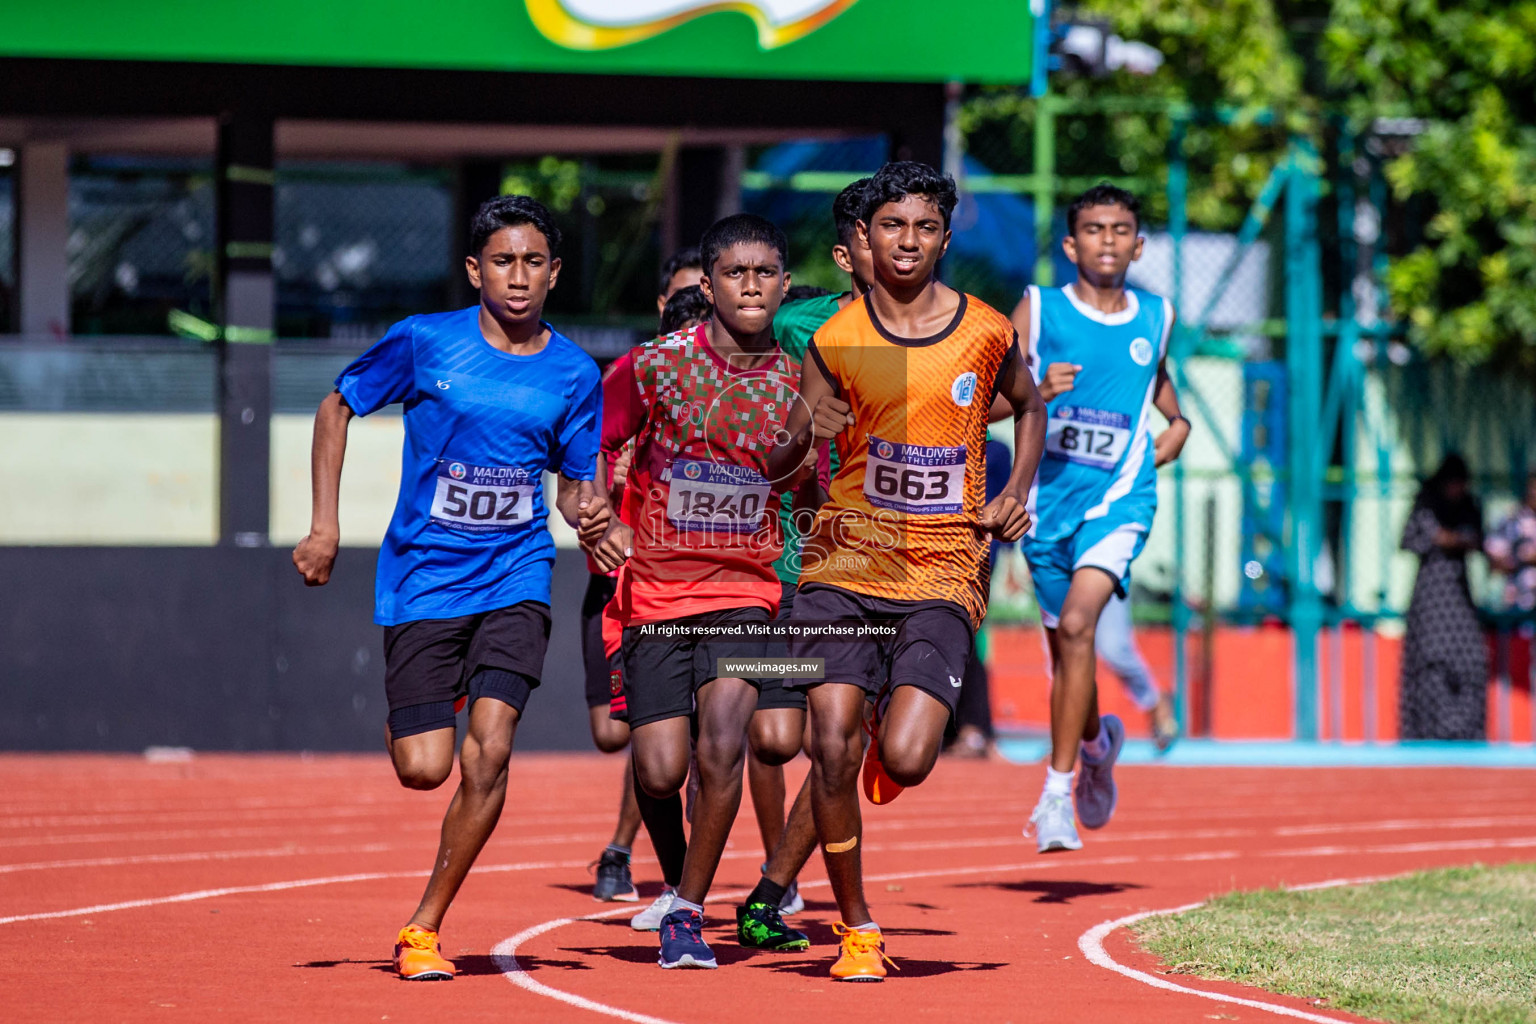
left=429, top=460, right=538, bottom=532
left=1044, top=405, right=1132, bottom=471
left=862, top=436, right=966, bottom=515
left=665, top=457, right=772, bottom=535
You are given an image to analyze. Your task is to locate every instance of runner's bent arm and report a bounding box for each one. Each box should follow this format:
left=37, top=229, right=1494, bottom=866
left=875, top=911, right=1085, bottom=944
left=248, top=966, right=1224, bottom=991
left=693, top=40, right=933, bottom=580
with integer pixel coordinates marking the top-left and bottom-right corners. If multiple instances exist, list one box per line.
left=979, top=337, right=1047, bottom=542
left=991, top=290, right=1035, bottom=423
left=768, top=341, right=850, bottom=483
left=590, top=351, right=646, bottom=570
left=1151, top=311, right=1190, bottom=467
left=552, top=367, right=610, bottom=547
left=293, top=390, right=354, bottom=586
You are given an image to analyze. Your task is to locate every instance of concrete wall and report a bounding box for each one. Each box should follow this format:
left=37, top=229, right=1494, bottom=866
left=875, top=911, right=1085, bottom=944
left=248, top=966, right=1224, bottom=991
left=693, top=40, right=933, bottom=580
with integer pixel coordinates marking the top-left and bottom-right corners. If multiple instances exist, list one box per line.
left=1, top=411, right=581, bottom=549
left=0, top=546, right=595, bottom=752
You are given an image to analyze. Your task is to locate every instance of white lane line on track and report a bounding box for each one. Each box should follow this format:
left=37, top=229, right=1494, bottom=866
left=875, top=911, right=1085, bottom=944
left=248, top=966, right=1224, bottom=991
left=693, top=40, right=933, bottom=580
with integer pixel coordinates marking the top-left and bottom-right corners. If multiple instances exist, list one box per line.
left=0, top=807, right=631, bottom=831
left=1281, top=835, right=1536, bottom=858
left=493, top=838, right=1536, bottom=1024
left=0, top=823, right=611, bottom=852
left=0, top=843, right=398, bottom=875
left=0, top=826, right=1033, bottom=878
left=0, top=822, right=437, bottom=850
left=1078, top=874, right=1403, bottom=1024
left=0, top=858, right=592, bottom=925
left=11, top=826, right=1536, bottom=928
left=0, top=840, right=897, bottom=925
left=1275, top=814, right=1536, bottom=837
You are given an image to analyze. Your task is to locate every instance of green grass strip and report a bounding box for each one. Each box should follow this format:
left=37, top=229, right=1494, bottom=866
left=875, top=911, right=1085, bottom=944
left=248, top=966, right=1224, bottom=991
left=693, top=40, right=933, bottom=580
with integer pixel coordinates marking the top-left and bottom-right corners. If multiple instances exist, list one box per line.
left=1132, top=863, right=1536, bottom=1024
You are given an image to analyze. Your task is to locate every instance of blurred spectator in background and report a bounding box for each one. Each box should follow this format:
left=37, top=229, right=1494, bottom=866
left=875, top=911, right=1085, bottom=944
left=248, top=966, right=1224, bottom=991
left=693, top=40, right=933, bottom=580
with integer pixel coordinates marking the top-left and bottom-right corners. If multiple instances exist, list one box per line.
left=1400, top=454, right=1487, bottom=740
left=1485, top=472, right=1536, bottom=615
left=658, top=285, right=711, bottom=336
left=1094, top=593, right=1179, bottom=752
left=656, top=247, right=704, bottom=314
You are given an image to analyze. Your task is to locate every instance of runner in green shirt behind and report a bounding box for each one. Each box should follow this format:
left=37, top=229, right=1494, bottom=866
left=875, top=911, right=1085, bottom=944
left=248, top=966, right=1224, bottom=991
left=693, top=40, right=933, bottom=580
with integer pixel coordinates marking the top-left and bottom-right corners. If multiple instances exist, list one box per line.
left=771, top=176, right=873, bottom=584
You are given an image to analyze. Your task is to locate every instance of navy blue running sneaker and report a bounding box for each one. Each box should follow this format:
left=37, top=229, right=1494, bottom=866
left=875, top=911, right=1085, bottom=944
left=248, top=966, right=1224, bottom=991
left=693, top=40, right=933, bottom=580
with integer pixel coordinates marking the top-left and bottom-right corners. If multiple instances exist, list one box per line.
left=658, top=907, right=717, bottom=969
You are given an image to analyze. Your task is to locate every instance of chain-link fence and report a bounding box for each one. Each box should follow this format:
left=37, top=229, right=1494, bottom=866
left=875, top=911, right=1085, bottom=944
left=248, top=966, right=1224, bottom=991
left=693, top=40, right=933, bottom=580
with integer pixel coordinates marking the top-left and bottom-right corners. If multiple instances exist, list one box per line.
left=48, top=155, right=670, bottom=343
left=954, top=90, right=1536, bottom=741
left=0, top=163, right=14, bottom=328
left=67, top=157, right=216, bottom=335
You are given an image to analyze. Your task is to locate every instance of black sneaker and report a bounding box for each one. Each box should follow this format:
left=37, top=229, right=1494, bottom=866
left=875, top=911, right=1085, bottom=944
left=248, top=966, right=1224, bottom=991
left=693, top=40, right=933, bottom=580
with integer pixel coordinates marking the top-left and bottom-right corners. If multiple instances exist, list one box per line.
left=736, top=900, right=811, bottom=951
left=591, top=848, right=638, bottom=902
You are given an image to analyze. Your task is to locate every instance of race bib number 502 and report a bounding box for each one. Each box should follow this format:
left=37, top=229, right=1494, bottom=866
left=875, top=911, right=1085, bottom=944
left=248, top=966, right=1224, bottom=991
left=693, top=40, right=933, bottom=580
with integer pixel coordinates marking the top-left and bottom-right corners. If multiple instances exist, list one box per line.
left=863, top=436, right=965, bottom=515
left=430, top=461, right=537, bottom=532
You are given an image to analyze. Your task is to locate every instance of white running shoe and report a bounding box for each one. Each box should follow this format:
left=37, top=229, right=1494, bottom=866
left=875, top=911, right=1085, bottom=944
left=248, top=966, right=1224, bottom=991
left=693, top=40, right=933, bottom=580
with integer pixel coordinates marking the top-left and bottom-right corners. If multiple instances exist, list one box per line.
left=1075, top=713, right=1125, bottom=830
left=780, top=881, right=804, bottom=916
left=631, top=887, right=678, bottom=931
left=1027, top=791, right=1083, bottom=853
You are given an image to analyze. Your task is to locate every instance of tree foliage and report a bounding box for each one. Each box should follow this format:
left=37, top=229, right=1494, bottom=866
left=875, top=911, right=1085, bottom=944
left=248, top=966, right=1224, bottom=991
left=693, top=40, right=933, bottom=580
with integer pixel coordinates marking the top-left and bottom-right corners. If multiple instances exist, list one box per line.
left=1324, top=0, right=1536, bottom=368
left=962, top=0, right=1306, bottom=230
left=964, top=0, right=1536, bottom=366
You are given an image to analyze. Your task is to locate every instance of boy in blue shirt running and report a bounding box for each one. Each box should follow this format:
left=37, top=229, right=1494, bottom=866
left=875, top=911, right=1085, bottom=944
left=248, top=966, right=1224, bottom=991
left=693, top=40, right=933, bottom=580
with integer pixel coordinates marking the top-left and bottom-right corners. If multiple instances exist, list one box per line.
left=293, top=195, right=613, bottom=981
left=1010, top=185, right=1190, bottom=854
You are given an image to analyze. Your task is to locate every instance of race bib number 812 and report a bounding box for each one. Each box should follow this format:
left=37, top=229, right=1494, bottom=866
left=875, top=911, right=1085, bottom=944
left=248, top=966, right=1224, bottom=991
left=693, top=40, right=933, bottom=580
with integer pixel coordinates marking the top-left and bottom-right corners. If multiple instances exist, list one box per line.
left=1045, top=406, right=1132, bottom=470
left=430, top=461, right=537, bottom=532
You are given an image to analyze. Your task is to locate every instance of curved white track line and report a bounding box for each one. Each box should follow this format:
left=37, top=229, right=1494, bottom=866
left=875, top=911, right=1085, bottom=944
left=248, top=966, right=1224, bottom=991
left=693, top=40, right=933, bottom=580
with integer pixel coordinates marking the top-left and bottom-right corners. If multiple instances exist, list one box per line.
left=1077, top=874, right=1400, bottom=1024
left=496, top=840, right=1535, bottom=1024
left=489, top=854, right=1193, bottom=1024
left=492, top=905, right=686, bottom=1024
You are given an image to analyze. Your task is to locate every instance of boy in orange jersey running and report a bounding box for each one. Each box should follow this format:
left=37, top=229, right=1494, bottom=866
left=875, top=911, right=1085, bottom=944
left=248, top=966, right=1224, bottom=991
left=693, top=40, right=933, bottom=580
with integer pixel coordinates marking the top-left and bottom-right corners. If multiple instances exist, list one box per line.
left=769, top=161, right=1047, bottom=981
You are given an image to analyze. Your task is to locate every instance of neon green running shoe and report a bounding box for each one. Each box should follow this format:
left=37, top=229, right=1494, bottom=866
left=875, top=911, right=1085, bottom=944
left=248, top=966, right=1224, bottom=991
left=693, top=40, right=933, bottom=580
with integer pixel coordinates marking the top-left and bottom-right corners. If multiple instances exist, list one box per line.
left=736, top=901, right=810, bottom=951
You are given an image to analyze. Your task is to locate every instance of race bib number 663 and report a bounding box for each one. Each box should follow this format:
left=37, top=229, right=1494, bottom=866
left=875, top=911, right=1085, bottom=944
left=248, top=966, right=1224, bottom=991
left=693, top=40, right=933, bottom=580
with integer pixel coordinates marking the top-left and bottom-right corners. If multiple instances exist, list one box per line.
left=430, top=461, right=537, bottom=532
left=863, top=436, right=965, bottom=515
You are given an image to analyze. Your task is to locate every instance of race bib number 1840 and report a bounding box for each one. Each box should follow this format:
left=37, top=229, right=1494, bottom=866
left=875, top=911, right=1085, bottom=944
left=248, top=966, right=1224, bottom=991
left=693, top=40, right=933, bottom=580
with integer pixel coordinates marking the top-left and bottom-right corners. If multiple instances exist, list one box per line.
left=666, top=459, right=771, bottom=534
left=429, top=461, right=537, bottom=532
left=863, top=436, right=965, bottom=515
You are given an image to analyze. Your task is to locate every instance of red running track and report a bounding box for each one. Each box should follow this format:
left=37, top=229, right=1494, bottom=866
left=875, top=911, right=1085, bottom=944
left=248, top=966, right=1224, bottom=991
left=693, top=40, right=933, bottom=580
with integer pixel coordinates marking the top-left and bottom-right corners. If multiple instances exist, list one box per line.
left=3, top=752, right=1533, bottom=1023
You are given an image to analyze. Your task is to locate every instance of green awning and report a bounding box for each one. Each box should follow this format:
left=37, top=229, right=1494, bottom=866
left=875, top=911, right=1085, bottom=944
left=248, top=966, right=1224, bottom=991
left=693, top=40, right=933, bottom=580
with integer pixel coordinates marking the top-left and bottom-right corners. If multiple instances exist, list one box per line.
left=0, top=0, right=1031, bottom=83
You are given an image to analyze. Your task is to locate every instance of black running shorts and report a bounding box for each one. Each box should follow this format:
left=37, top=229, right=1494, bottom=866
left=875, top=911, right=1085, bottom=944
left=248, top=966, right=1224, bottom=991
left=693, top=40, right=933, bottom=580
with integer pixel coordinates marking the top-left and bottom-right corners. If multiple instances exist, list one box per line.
left=787, top=584, right=972, bottom=716
left=581, top=573, right=619, bottom=709
left=621, top=606, right=772, bottom=729
left=754, top=581, right=808, bottom=713
left=383, top=601, right=550, bottom=717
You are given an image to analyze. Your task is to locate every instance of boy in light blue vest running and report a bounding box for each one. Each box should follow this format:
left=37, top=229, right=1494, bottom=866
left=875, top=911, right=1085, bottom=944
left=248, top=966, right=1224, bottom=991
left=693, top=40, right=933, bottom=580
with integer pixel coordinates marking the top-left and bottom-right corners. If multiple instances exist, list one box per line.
left=1010, top=184, right=1191, bottom=853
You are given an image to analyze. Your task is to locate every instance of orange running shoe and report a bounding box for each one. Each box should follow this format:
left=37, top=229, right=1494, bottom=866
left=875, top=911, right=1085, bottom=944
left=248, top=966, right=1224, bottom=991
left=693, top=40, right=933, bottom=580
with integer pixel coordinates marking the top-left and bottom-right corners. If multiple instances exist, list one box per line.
left=830, top=922, right=898, bottom=982
left=394, top=924, right=455, bottom=981
left=860, top=697, right=903, bottom=805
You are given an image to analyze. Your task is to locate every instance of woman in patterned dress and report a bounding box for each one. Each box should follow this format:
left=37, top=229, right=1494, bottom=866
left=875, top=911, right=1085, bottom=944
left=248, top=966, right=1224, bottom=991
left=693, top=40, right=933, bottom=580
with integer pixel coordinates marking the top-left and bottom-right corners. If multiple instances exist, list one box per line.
left=1399, top=454, right=1487, bottom=740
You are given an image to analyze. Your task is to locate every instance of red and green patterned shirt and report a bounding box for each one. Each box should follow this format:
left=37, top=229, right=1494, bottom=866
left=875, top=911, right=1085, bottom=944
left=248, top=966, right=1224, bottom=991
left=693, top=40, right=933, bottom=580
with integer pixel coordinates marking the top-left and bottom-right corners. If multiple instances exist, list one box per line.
left=601, top=324, right=801, bottom=625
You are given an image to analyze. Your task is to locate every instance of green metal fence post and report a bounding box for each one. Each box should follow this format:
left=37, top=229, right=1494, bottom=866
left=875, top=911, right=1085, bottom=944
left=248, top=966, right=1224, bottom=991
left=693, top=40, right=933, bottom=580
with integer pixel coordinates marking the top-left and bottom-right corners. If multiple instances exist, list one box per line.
left=1167, top=116, right=1190, bottom=728
left=1033, top=94, right=1057, bottom=287
left=1285, top=140, right=1325, bottom=741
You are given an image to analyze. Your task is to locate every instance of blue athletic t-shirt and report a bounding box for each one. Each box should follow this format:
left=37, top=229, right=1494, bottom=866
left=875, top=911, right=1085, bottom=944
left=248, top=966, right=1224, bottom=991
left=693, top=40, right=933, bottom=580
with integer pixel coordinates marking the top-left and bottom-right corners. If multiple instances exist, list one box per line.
left=1025, top=283, right=1172, bottom=543
left=335, top=307, right=602, bottom=626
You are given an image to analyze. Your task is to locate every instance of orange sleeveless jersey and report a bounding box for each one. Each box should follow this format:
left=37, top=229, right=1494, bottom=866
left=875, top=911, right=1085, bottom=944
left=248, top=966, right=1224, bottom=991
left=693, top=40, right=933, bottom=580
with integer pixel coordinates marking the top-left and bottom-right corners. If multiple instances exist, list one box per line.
left=798, top=293, right=1017, bottom=627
